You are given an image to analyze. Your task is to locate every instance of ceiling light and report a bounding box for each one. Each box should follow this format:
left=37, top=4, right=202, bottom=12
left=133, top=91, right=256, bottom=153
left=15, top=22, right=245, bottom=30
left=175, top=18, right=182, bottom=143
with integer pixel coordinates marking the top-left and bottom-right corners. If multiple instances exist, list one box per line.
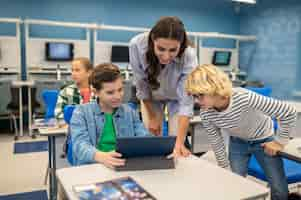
left=232, top=0, right=256, bottom=4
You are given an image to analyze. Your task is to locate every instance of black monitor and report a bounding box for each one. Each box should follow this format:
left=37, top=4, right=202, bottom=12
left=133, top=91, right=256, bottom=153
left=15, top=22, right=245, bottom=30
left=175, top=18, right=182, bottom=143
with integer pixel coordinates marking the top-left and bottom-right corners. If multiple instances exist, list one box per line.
left=111, top=45, right=129, bottom=63
left=212, top=51, right=232, bottom=66
left=45, top=42, right=74, bottom=61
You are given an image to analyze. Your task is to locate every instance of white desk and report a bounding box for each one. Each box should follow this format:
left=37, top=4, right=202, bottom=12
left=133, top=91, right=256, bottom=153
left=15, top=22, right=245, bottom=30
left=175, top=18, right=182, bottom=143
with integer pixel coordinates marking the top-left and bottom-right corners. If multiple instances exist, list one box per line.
left=288, top=101, right=301, bottom=113
left=57, top=156, right=269, bottom=200
left=39, top=126, right=68, bottom=200
left=190, top=115, right=201, bottom=124
left=11, top=80, right=35, bottom=138
left=280, top=138, right=301, bottom=163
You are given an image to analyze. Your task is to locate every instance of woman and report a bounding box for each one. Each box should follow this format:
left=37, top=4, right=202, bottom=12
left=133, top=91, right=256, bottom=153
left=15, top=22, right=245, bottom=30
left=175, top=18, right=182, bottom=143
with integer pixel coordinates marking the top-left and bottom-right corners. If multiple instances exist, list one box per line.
left=129, top=16, right=198, bottom=156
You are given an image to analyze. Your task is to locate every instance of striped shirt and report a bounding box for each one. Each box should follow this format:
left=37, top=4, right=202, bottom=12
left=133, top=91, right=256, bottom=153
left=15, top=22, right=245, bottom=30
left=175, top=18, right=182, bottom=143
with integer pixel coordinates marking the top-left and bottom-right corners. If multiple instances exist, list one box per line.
left=200, top=87, right=297, bottom=168
left=54, top=83, right=96, bottom=119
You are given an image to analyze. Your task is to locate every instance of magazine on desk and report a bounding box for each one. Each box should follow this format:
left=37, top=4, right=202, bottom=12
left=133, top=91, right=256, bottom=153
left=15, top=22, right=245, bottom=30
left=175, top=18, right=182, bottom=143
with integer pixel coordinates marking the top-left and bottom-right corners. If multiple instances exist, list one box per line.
left=33, top=118, right=68, bottom=134
left=32, top=118, right=58, bottom=129
left=72, top=176, right=157, bottom=200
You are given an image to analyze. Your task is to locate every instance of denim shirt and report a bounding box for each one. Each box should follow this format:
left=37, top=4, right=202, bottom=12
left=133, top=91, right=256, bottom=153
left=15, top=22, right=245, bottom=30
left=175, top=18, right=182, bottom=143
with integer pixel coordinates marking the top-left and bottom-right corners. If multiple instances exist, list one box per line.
left=70, top=101, right=151, bottom=165
left=129, top=32, right=198, bottom=117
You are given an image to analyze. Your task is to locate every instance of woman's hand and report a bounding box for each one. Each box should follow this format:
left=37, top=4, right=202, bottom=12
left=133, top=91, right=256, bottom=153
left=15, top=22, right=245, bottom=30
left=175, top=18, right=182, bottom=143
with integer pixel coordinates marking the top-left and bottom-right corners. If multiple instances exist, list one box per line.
left=261, top=140, right=284, bottom=156
left=148, top=117, right=162, bottom=136
left=169, top=140, right=191, bottom=159
left=94, top=151, right=125, bottom=169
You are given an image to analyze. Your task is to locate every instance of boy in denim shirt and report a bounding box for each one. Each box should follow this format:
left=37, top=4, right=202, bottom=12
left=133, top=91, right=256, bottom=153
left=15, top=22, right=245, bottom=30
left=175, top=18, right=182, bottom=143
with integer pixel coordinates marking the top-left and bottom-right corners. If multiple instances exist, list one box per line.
left=70, top=63, right=150, bottom=167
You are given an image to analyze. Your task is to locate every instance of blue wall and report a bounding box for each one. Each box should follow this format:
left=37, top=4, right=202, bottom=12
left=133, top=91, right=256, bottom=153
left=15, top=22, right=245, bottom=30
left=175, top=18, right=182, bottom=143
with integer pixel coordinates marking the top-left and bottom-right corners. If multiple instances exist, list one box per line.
left=0, top=0, right=239, bottom=33
left=0, top=0, right=240, bottom=79
left=239, top=0, right=301, bottom=100
left=0, top=0, right=240, bottom=38
left=2, top=0, right=300, bottom=99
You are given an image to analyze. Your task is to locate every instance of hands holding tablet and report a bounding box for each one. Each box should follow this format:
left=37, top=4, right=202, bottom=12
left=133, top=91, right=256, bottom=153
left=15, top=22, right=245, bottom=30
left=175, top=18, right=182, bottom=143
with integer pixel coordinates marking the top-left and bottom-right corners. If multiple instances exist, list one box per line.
left=94, top=151, right=125, bottom=169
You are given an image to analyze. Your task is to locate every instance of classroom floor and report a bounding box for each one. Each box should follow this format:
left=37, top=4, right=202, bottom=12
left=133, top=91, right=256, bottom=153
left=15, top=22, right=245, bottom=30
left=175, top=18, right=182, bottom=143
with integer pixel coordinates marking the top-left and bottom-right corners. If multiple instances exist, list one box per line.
left=0, top=132, right=68, bottom=197
left=0, top=130, right=300, bottom=199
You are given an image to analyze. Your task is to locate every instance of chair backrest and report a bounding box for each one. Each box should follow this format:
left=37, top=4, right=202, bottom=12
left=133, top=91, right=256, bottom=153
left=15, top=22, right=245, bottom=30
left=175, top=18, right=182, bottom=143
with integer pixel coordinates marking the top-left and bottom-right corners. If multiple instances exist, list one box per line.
left=246, top=86, right=272, bottom=97
left=42, top=89, right=59, bottom=119
left=7, top=87, right=22, bottom=110
left=127, top=102, right=138, bottom=110
left=7, top=87, right=41, bottom=111
left=246, top=86, right=277, bottom=130
left=63, top=105, right=76, bottom=166
left=63, top=105, right=76, bottom=124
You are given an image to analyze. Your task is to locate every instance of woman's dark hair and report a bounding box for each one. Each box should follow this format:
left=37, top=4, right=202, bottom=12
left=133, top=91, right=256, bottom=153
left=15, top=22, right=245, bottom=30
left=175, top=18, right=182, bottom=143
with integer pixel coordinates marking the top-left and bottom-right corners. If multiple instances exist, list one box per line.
left=90, top=63, right=121, bottom=90
left=146, top=16, right=190, bottom=90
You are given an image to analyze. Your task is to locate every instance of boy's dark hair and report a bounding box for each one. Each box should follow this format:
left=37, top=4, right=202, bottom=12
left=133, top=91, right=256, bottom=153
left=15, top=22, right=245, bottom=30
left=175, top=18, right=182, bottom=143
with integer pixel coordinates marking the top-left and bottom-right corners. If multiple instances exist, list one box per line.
left=146, top=16, right=191, bottom=90
left=90, top=63, right=121, bottom=90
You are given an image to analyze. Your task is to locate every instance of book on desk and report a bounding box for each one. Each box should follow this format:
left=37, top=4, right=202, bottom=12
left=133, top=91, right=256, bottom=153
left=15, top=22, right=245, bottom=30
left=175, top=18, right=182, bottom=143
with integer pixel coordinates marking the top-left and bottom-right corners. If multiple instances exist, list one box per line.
left=33, top=118, right=68, bottom=134
left=32, top=118, right=58, bottom=129
left=72, top=176, right=156, bottom=200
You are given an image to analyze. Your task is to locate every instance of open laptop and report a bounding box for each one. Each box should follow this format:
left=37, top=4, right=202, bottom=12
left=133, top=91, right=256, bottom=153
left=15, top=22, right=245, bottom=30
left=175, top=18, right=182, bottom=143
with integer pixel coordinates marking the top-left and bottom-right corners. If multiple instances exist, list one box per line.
left=115, top=136, right=176, bottom=171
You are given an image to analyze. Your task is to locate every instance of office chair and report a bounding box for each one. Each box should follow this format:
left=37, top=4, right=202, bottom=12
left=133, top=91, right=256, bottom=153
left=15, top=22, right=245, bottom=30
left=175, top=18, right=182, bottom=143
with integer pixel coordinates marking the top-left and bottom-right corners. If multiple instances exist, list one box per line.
left=42, top=91, right=65, bottom=185
left=41, top=89, right=59, bottom=119
left=247, top=87, right=301, bottom=194
left=63, top=105, right=76, bottom=165
left=7, top=86, right=41, bottom=140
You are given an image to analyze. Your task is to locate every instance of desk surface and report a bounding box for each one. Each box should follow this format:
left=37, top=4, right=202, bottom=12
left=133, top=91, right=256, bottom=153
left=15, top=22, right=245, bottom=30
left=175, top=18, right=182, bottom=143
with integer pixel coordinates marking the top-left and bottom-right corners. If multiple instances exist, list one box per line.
left=190, top=116, right=202, bottom=124
left=57, top=156, right=269, bottom=200
left=280, top=138, right=301, bottom=163
left=38, top=126, right=68, bottom=136
left=11, top=80, right=35, bottom=87
left=288, top=101, right=301, bottom=113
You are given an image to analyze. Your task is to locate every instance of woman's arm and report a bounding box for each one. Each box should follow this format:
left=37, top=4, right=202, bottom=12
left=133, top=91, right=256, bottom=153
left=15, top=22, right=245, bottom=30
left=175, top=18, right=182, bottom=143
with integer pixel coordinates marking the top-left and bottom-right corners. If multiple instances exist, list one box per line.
left=129, top=40, right=162, bottom=135
left=173, top=47, right=198, bottom=155
left=176, top=47, right=198, bottom=117
left=174, top=115, right=191, bottom=157
left=129, top=38, right=151, bottom=101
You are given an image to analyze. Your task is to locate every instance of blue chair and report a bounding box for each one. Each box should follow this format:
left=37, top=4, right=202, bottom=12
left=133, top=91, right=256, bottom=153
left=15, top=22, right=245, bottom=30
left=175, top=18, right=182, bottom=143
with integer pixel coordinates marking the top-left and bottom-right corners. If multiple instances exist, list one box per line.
left=63, top=105, right=76, bottom=165
left=247, top=87, right=301, bottom=192
left=42, top=89, right=59, bottom=119
left=246, top=86, right=272, bottom=97
left=247, top=86, right=277, bottom=130
left=162, top=120, right=168, bottom=136
left=127, top=102, right=138, bottom=110
left=64, top=105, right=76, bottom=124
left=248, top=156, right=301, bottom=186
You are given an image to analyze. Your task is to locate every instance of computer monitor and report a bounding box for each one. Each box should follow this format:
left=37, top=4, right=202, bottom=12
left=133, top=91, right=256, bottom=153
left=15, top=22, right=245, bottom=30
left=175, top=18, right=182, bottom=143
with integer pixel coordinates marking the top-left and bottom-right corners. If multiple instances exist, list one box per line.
left=45, top=42, right=74, bottom=61
left=212, top=51, right=232, bottom=66
left=111, top=45, right=129, bottom=63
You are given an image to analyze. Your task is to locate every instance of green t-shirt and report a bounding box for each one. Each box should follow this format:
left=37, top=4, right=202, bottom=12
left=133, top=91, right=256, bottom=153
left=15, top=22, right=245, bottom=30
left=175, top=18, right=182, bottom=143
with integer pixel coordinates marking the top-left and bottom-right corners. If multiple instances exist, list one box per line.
left=97, top=113, right=116, bottom=152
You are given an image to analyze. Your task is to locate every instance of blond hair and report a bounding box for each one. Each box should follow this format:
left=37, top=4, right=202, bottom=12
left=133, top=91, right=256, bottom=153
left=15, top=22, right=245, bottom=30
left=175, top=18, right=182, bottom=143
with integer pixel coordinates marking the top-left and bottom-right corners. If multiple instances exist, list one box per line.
left=72, top=57, right=93, bottom=71
left=185, top=64, right=232, bottom=98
